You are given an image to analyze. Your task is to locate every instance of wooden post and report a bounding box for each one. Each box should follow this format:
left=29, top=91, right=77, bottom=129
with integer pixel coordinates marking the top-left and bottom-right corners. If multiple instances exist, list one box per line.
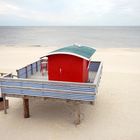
left=25, top=67, right=28, bottom=78
left=23, top=98, right=30, bottom=118
left=90, top=101, right=95, bottom=105
left=3, top=94, right=7, bottom=114
left=16, top=70, right=19, bottom=78
left=31, top=64, right=33, bottom=75
left=74, top=103, right=81, bottom=125
left=36, top=61, right=38, bottom=72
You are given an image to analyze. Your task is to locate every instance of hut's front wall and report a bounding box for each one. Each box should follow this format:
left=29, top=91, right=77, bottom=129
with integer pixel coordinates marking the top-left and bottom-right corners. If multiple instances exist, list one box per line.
left=48, top=54, right=89, bottom=82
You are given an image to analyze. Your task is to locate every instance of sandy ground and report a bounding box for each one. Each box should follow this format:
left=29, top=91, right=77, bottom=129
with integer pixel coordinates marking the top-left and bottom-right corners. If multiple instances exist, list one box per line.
left=0, top=46, right=140, bottom=140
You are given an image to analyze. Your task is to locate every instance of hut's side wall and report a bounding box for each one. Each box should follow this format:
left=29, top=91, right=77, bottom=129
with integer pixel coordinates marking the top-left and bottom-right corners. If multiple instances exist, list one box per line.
left=82, top=59, right=89, bottom=82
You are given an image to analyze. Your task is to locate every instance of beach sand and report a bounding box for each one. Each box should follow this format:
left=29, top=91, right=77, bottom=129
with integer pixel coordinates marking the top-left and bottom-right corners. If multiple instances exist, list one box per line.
left=0, top=46, right=140, bottom=140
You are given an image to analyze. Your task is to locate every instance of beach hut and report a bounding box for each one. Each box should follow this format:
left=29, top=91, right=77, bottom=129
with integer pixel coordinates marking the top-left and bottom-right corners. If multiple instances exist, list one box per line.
left=45, top=45, right=96, bottom=82
left=0, top=45, right=103, bottom=124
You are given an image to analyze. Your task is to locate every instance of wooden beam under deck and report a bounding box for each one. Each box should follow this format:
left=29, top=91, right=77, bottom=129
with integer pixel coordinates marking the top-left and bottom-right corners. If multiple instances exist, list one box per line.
left=4, top=94, right=94, bottom=105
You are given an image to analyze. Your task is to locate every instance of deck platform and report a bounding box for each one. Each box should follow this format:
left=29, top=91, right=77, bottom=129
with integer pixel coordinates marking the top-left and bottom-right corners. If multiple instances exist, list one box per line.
left=0, top=60, right=103, bottom=124
left=29, top=70, right=97, bottom=83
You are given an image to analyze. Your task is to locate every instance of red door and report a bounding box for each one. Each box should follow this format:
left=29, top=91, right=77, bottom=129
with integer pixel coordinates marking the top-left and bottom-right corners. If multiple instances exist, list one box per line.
left=48, top=54, right=88, bottom=82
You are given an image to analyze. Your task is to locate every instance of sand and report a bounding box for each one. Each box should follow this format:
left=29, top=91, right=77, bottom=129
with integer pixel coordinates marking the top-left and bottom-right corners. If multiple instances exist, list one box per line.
left=0, top=46, right=140, bottom=140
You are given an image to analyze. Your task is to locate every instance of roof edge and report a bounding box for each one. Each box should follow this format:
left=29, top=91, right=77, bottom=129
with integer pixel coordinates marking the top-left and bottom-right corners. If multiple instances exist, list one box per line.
left=45, top=52, right=90, bottom=60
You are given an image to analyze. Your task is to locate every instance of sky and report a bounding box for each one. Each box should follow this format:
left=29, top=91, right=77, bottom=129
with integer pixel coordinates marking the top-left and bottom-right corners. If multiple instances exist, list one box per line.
left=0, top=0, right=140, bottom=26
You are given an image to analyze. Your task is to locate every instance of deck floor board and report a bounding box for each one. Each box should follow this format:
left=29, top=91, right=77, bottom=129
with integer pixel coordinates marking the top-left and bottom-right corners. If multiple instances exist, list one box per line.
left=28, top=71, right=97, bottom=83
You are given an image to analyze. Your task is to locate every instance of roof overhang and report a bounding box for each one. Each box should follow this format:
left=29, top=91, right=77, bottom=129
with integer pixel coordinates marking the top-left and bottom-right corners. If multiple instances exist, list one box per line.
left=40, top=45, right=96, bottom=61
left=44, top=52, right=91, bottom=61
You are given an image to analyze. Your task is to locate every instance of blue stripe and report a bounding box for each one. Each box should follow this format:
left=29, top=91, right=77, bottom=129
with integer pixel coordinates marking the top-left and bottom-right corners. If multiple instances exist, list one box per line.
left=1, top=87, right=96, bottom=101
left=2, top=81, right=95, bottom=93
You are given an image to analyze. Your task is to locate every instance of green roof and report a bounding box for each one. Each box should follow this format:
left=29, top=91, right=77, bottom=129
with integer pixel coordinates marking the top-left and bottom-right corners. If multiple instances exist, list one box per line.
left=46, top=45, right=96, bottom=60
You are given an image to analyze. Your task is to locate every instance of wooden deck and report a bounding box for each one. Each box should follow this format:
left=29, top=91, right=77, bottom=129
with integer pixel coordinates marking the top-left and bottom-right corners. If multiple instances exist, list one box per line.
left=28, top=70, right=97, bottom=83
left=29, top=71, right=48, bottom=80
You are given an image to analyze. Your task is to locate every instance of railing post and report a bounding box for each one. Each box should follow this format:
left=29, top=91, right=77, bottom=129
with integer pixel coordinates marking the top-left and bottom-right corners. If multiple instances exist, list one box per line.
left=36, top=61, right=38, bottom=72
left=31, top=64, right=33, bottom=75
left=25, top=67, right=28, bottom=78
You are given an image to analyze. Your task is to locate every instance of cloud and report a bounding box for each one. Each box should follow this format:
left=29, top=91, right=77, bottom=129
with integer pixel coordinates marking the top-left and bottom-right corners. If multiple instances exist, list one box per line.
left=0, top=1, right=20, bottom=14
left=0, top=0, right=140, bottom=25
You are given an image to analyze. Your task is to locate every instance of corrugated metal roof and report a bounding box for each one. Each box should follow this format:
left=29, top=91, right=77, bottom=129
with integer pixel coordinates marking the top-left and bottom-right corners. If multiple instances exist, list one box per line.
left=46, top=45, right=96, bottom=60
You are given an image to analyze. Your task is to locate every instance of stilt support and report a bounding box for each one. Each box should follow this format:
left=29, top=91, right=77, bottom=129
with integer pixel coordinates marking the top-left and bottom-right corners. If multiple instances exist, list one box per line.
left=90, top=101, right=95, bottom=105
left=23, top=98, right=30, bottom=118
left=3, top=94, right=7, bottom=114
left=74, top=103, right=81, bottom=125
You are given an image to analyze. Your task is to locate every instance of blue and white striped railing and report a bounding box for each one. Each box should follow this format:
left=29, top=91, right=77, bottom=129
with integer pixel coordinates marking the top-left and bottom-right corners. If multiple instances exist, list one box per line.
left=16, top=60, right=41, bottom=78
left=0, top=61, right=103, bottom=102
left=0, top=78, right=97, bottom=102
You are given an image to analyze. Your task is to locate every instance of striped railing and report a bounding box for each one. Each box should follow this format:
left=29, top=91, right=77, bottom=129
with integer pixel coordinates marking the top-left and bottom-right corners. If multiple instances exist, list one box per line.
left=0, top=77, right=96, bottom=102
left=16, top=60, right=41, bottom=78
left=0, top=61, right=102, bottom=102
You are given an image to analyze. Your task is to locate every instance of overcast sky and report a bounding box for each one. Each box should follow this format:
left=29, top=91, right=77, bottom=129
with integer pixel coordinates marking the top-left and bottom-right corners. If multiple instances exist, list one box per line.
left=0, top=0, right=140, bottom=26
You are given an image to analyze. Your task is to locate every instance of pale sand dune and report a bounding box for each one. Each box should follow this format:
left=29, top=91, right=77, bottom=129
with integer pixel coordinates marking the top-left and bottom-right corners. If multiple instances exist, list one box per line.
left=0, top=46, right=140, bottom=140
